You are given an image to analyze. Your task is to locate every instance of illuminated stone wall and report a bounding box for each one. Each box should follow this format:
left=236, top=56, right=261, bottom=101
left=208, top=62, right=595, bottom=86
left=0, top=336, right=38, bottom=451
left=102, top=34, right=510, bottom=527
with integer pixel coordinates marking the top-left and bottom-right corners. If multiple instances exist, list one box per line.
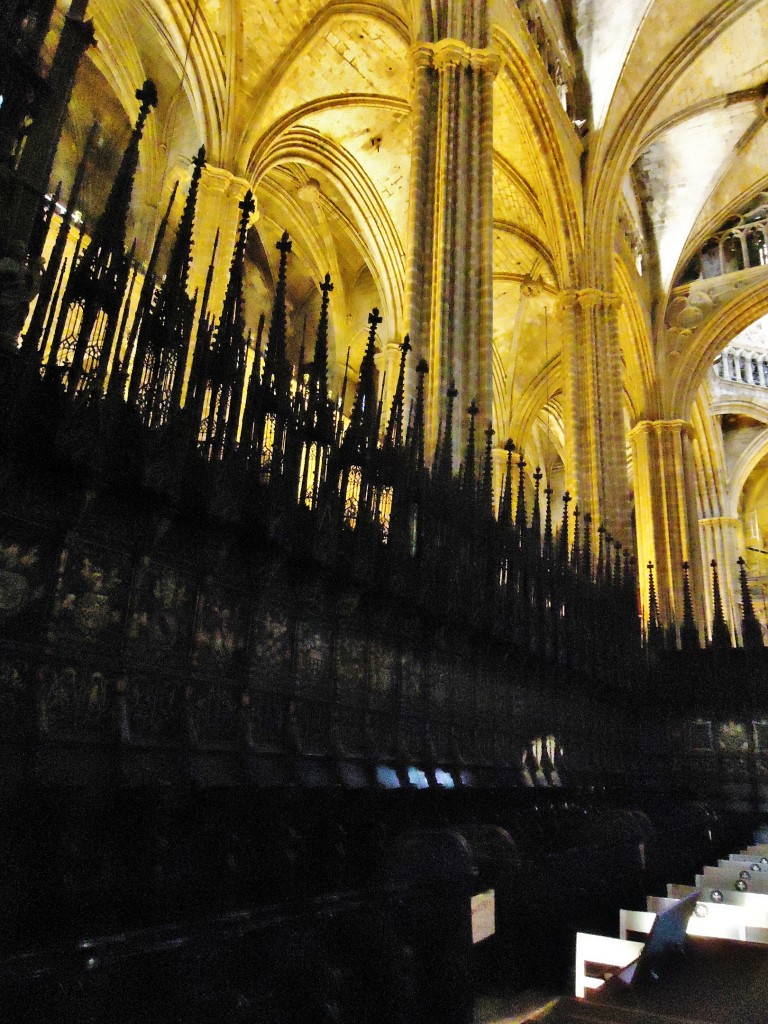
left=23, top=0, right=768, bottom=640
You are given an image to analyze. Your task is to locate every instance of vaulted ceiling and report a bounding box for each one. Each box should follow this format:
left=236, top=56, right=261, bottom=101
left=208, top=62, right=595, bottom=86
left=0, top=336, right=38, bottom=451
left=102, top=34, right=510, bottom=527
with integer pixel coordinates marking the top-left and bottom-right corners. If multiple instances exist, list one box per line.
left=48, top=0, right=768, bottom=442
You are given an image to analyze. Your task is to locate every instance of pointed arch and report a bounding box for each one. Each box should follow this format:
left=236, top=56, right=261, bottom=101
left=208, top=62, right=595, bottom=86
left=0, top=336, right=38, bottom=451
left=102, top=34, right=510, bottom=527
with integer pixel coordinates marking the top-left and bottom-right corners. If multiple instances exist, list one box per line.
left=256, top=127, right=405, bottom=336
left=726, top=426, right=768, bottom=519
left=508, top=354, right=563, bottom=451
left=669, top=269, right=768, bottom=419
left=235, top=1, right=410, bottom=167
left=135, top=0, right=226, bottom=158
left=491, top=25, right=584, bottom=289
left=613, top=254, right=658, bottom=421
left=584, top=0, right=762, bottom=289
left=248, top=94, right=410, bottom=179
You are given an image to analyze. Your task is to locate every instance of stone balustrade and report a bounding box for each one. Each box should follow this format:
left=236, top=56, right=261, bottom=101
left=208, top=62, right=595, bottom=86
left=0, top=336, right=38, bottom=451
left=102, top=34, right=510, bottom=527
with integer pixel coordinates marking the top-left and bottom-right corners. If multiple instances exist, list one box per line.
left=515, top=0, right=574, bottom=115
left=685, top=196, right=768, bottom=282
left=714, top=345, right=768, bottom=388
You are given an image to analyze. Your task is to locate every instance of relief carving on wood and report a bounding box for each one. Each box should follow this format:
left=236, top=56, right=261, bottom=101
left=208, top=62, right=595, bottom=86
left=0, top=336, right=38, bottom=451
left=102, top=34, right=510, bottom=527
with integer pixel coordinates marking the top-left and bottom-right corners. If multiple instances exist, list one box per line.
left=335, top=630, right=366, bottom=705
left=187, top=681, right=239, bottom=746
left=0, top=537, right=46, bottom=629
left=295, top=620, right=332, bottom=695
left=39, top=663, right=110, bottom=738
left=127, top=566, right=194, bottom=665
left=126, top=675, right=181, bottom=742
left=250, top=608, right=292, bottom=691
left=368, top=640, right=396, bottom=712
left=400, top=649, right=424, bottom=706
left=249, top=692, right=286, bottom=750
left=0, top=659, right=29, bottom=737
left=193, top=586, right=248, bottom=679
left=48, top=546, right=127, bottom=647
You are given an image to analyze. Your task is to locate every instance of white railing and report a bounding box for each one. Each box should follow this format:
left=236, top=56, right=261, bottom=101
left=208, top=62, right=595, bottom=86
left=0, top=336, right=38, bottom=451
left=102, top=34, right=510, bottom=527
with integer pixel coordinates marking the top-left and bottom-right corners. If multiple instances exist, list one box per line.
left=714, top=346, right=768, bottom=388
left=682, top=195, right=768, bottom=282
left=698, top=210, right=768, bottom=279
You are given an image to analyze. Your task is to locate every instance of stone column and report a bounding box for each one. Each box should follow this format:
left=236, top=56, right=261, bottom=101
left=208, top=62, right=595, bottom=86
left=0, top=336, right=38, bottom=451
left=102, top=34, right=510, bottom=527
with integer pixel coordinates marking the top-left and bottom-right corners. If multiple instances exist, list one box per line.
left=11, top=0, right=95, bottom=259
left=558, top=289, right=631, bottom=545
left=188, top=165, right=252, bottom=318
left=630, top=419, right=702, bottom=625
left=374, top=341, right=404, bottom=422
left=0, top=0, right=57, bottom=165
left=404, top=44, right=435, bottom=381
left=404, top=38, right=500, bottom=459
left=492, top=445, right=509, bottom=515
left=0, top=0, right=93, bottom=356
left=699, top=515, right=742, bottom=642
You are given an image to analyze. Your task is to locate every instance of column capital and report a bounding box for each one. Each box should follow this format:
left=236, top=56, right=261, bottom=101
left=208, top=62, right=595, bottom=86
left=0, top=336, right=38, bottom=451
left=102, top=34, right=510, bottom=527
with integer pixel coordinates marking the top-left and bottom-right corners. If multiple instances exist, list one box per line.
left=199, top=165, right=258, bottom=230
left=433, top=39, right=472, bottom=71
left=373, top=347, right=395, bottom=371
left=200, top=164, right=252, bottom=203
left=409, top=42, right=436, bottom=70
left=629, top=418, right=691, bottom=443
left=409, top=39, right=501, bottom=77
left=556, top=288, right=622, bottom=315
left=188, top=164, right=257, bottom=312
left=469, top=48, right=502, bottom=78
left=699, top=515, right=742, bottom=529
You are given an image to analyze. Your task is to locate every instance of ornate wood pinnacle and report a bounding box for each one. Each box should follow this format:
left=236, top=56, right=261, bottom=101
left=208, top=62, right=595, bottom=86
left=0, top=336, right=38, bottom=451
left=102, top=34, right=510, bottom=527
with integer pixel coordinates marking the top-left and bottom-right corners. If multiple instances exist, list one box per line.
left=319, top=272, right=334, bottom=296
left=239, top=190, right=256, bottom=220
left=135, top=80, right=158, bottom=126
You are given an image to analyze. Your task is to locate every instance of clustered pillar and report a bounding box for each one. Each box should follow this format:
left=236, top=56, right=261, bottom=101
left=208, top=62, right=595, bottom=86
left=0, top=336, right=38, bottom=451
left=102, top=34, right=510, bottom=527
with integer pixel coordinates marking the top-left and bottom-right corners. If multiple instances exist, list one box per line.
left=558, top=289, right=630, bottom=544
left=188, top=164, right=253, bottom=316
left=404, top=36, right=499, bottom=457
left=699, top=516, right=742, bottom=641
left=375, top=341, right=412, bottom=415
left=0, top=0, right=93, bottom=356
left=630, top=420, right=702, bottom=626
left=10, top=0, right=94, bottom=263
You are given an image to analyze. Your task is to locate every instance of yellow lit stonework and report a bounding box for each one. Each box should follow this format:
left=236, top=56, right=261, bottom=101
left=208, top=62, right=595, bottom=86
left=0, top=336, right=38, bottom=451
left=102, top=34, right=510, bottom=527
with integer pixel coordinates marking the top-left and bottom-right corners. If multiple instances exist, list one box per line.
left=30, top=0, right=768, bottom=638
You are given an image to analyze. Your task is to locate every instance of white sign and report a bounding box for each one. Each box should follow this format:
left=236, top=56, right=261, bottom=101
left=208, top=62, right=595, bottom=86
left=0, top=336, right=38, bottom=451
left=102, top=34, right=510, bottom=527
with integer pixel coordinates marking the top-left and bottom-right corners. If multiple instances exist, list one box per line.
left=471, top=889, right=496, bottom=944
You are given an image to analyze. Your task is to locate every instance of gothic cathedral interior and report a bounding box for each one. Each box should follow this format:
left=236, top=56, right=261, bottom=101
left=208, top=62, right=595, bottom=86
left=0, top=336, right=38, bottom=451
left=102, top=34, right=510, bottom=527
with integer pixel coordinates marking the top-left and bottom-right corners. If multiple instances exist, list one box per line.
left=3, top=2, right=768, bottom=1022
